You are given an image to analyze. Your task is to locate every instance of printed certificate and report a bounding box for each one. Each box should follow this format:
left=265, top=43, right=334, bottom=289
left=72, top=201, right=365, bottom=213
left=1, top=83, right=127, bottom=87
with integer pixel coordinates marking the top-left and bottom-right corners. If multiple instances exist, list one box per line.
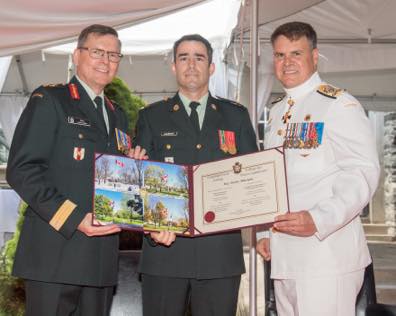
left=93, top=147, right=288, bottom=236
left=192, top=147, right=288, bottom=234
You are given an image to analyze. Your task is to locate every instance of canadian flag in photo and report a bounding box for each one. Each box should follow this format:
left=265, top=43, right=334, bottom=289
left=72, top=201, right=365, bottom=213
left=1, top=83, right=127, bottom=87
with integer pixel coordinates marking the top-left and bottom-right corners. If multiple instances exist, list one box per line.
left=115, top=159, right=125, bottom=167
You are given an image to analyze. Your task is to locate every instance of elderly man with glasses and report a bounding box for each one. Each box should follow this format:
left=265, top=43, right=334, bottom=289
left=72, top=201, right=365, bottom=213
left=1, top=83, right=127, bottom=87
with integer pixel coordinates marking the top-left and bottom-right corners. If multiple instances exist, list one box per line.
left=6, top=24, right=131, bottom=315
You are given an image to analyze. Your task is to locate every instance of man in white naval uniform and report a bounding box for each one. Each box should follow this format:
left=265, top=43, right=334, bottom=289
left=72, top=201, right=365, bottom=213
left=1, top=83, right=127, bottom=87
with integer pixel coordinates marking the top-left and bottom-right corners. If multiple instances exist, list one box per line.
left=256, top=22, right=380, bottom=316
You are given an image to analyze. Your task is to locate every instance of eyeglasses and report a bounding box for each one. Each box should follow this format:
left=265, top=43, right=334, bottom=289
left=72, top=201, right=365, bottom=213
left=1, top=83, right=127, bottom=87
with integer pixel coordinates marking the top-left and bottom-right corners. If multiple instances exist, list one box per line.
left=79, top=47, right=123, bottom=63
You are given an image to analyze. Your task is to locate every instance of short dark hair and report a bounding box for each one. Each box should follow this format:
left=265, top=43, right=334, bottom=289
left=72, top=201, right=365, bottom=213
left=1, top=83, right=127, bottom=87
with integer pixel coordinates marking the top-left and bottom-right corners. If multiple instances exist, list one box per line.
left=271, top=22, right=317, bottom=49
left=77, top=24, right=121, bottom=50
left=173, top=34, right=213, bottom=65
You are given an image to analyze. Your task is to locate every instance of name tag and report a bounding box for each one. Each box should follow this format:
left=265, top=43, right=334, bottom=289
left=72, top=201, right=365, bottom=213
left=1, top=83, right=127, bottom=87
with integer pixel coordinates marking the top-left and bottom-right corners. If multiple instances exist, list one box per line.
left=161, top=131, right=178, bottom=137
left=68, top=116, right=90, bottom=127
left=164, top=157, right=174, bottom=163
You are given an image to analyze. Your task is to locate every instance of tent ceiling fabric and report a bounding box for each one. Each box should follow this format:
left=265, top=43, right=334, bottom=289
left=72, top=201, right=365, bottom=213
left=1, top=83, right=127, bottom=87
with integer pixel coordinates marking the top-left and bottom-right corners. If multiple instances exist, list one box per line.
left=231, top=0, right=396, bottom=72
left=44, top=0, right=242, bottom=56
left=249, top=0, right=396, bottom=40
left=235, top=0, right=324, bottom=34
left=0, top=0, right=206, bottom=56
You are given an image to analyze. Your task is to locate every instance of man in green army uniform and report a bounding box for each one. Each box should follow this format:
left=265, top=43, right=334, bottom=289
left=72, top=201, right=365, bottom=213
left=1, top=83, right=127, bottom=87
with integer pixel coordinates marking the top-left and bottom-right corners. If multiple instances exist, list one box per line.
left=134, top=34, right=258, bottom=316
left=6, top=24, right=129, bottom=315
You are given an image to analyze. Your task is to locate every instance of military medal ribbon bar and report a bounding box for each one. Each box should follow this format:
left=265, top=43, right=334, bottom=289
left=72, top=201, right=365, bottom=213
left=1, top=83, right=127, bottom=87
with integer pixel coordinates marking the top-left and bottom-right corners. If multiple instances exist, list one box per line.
left=115, top=128, right=131, bottom=154
left=283, top=122, right=324, bottom=149
left=218, top=130, right=237, bottom=155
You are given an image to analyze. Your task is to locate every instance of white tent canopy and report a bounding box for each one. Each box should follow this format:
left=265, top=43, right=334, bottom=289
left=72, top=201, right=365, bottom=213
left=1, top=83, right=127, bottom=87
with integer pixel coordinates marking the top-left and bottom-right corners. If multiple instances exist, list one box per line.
left=228, top=0, right=396, bottom=119
left=44, top=0, right=241, bottom=56
left=255, top=0, right=396, bottom=72
left=1, top=0, right=241, bottom=95
left=0, top=0, right=241, bottom=147
left=235, top=0, right=396, bottom=74
left=0, top=0, right=207, bottom=57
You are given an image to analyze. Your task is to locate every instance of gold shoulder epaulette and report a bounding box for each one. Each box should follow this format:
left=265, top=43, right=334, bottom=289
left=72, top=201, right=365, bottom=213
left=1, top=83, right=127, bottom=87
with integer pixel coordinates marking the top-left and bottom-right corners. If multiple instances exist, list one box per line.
left=31, top=92, right=44, bottom=99
left=215, top=96, right=243, bottom=107
left=271, top=95, right=285, bottom=104
left=317, top=84, right=344, bottom=99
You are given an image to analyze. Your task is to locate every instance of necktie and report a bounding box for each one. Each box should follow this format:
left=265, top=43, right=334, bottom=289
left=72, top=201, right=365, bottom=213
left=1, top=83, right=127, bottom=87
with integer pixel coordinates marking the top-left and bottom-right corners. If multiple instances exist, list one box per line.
left=189, top=101, right=200, bottom=134
left=94, top=96, right=107, bottom=134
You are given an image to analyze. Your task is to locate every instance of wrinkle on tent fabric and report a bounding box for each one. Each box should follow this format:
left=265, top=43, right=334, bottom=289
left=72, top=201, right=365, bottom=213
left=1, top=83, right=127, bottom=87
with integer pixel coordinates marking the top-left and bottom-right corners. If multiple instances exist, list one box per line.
left=0, top=0, right=207, bottom=56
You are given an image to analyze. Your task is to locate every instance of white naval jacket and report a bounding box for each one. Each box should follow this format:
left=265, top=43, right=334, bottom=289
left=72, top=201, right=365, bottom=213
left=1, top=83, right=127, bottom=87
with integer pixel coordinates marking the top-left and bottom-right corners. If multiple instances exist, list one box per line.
left=258, top=72, right=380, bottom=279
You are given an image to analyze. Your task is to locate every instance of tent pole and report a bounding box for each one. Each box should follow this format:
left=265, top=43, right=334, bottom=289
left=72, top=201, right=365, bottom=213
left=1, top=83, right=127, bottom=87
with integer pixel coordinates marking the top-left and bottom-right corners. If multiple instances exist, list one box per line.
left=249, top=0, right=258, bottom=315
left=15, top=55, right=29, bottom=95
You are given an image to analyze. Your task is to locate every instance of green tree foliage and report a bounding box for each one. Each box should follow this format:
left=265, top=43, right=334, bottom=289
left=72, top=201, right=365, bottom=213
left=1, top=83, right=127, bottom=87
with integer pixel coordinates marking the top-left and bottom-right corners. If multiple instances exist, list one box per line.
left=115, top=209, right=132, bottom=220
left=94, top=195, right=114, bottom=218
left=104, top=77, right=146, bottom=137
left=144, top=165, right=165, bottom=189
left=0, top=202, right=27, bottom=316
left=153, top=201, right=168, bottom=227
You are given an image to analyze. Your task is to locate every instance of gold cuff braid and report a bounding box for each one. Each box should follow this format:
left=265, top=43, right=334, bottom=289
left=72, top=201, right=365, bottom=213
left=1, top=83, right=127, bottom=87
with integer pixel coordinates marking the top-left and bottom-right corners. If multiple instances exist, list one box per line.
left=49, top=200, right=77, bottom=231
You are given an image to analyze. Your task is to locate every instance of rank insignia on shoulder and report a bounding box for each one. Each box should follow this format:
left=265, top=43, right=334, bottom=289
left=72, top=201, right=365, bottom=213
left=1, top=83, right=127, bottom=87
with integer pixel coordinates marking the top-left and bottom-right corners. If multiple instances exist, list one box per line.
left=173, top=104, right=180, bottom=112
left=31, top=92, right=44, bottom=99
left=43, top=83, right=64, bottom=88
left=211, top=104, right=217, bottom=111
left=317, top=84, right=344, bottom=99
left=271, top=95, right=285, bottom=104
left=215, top=96, right=243, bottom=107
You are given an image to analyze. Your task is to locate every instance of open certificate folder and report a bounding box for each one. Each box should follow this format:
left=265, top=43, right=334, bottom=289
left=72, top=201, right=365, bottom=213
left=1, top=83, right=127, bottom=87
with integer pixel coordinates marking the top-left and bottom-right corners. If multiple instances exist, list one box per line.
left=93, top=147, right=289, bottom=236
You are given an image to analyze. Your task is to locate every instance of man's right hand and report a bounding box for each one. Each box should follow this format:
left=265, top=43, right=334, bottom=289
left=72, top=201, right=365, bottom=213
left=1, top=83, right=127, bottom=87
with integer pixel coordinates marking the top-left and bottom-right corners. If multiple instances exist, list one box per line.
left=128, top=145, right=148, bottom=160
left=78, top=213, right=121, bottom=237
left=256, top=237, right=271, bottom=261
left=149, top=231, right=176, bottom=246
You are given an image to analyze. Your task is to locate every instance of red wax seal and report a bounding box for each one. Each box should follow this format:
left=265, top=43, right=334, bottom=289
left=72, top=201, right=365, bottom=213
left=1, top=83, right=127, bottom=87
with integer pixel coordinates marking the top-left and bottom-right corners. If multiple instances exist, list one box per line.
left=204, top=211, right=215, bottom=223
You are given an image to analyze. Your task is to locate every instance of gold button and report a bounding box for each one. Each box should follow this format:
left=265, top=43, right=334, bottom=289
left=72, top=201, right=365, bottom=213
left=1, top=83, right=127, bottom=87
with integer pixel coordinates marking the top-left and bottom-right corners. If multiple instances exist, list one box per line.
left=78, top=133, right=84, bottom=139
left=166, top=144, right=172, bottom=150
left=196, top=144, right=202, bottom=149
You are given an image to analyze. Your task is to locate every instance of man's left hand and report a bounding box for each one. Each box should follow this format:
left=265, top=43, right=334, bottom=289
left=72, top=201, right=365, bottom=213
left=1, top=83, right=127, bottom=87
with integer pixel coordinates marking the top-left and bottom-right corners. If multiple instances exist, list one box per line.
left=273, top=210, right=317, bottom=237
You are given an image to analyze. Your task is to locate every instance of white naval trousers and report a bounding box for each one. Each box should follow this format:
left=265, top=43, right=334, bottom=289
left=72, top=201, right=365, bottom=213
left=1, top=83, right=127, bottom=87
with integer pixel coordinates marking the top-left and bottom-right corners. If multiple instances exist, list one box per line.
left=274, top=269, right=365, bottom=316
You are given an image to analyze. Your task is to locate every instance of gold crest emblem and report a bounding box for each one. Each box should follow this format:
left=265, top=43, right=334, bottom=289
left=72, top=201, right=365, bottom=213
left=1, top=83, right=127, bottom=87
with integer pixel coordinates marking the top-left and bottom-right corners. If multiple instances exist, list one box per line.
left=31, top=93, right=43, bottom=99
left=233, top=162, right=242, bottom=174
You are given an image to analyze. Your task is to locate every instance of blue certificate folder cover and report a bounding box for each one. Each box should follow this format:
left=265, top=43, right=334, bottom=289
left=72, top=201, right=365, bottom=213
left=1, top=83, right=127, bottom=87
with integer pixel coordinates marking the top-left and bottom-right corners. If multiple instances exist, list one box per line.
left=93, top=152, right=194, bottom=236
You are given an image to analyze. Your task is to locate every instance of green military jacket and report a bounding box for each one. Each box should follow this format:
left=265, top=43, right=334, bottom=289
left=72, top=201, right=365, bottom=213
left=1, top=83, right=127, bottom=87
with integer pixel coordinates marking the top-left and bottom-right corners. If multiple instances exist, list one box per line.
left=6, top=76, right=128, bottom=286
left=135, top=92, right=258, bottom=279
